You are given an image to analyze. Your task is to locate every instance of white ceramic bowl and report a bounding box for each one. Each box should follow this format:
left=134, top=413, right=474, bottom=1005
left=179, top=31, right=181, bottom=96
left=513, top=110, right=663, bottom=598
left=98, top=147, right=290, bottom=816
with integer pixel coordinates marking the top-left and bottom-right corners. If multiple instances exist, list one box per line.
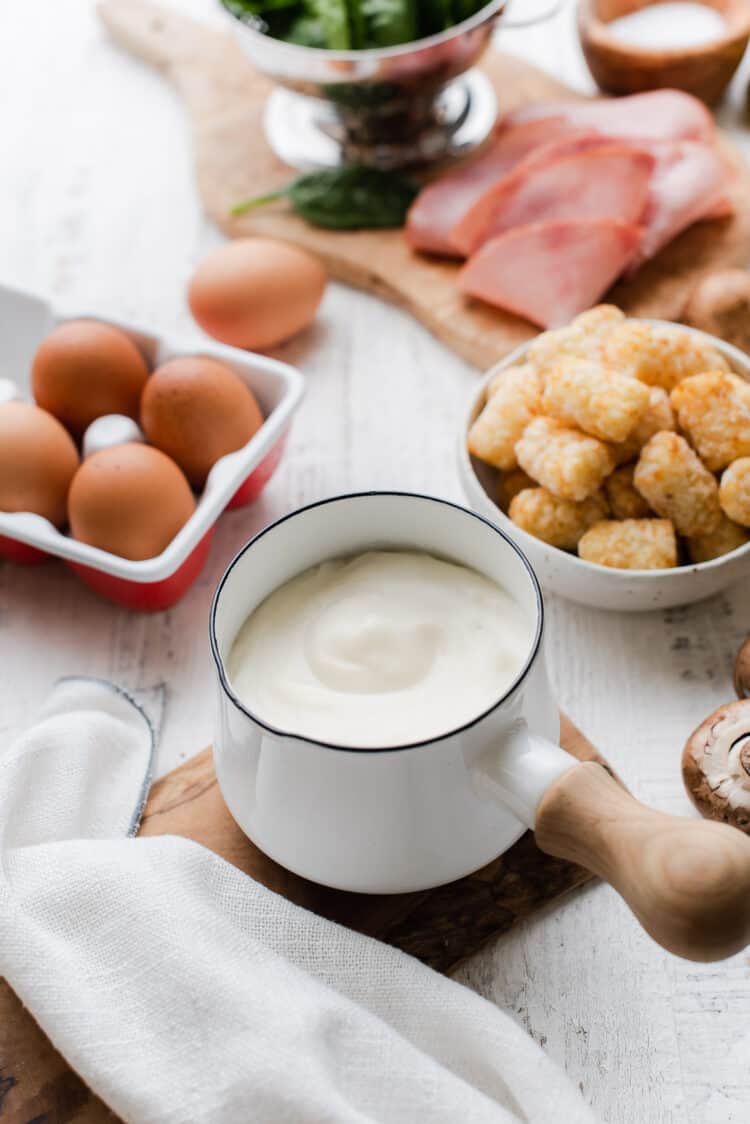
left=458, top=321, right=750, bottom=612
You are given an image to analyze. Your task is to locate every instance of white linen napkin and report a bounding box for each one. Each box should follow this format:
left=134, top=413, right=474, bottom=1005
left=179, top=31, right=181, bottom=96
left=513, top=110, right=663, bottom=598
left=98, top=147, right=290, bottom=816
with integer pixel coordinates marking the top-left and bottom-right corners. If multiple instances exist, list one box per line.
left=0, top=678, right=597, bottom=1124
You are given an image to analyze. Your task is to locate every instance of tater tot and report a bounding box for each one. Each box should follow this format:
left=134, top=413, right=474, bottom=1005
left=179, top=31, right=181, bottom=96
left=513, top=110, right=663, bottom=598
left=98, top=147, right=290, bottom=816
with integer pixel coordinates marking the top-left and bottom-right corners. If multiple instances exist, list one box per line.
left=604, top=321, right=728, bottom=391
left=467, top=365, right=541, bottom=470
left=633, top=431, right=722, bottom=536
left=487, top=362, right=537, bottom=398
left=627, top=385, right=676, bottom=449
left=611, top=385, right=676, bottom=464
left=671, top=371, right=750, bottom=471
left=688, top=514, right=750, bottom=563
left=605, top=464, right=652, bottom=519
left=496, top=468, right=535, bottom=511
left=719, top=458, right=750, bottom=526
left=508, top=487, right=608, bottom=549
left=527, top=305, right=624, bottom=377
left=578, top=519, right=677, bottom=570
left=515, top=417, right=616, bottom=502
left=542, top=357, right=650, bottom=443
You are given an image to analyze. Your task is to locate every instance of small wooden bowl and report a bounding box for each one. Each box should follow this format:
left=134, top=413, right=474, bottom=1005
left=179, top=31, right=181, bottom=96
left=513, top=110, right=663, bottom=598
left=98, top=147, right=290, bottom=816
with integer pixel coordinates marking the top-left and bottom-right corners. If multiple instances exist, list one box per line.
left=577, top=0, right=750, bottom=105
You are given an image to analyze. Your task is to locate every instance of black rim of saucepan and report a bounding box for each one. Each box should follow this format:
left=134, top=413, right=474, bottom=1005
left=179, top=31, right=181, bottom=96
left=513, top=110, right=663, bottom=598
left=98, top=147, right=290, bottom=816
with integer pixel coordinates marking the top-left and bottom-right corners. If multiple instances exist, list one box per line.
left=209, top=490, right=544, bottom=755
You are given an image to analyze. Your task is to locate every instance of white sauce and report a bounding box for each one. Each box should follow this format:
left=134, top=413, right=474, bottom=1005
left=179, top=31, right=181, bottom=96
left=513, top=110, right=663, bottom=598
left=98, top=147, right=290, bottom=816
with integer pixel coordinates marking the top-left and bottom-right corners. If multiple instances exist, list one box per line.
left=607, top=3, right=726, bottom=50
left=227, top=550, right=533, bottom=748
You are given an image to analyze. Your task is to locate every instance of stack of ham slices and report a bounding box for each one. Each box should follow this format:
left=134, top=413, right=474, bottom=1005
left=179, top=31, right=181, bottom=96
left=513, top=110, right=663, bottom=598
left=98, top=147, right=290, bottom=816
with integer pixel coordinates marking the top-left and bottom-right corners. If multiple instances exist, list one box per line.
left=406, top=90, right=732, bottom=329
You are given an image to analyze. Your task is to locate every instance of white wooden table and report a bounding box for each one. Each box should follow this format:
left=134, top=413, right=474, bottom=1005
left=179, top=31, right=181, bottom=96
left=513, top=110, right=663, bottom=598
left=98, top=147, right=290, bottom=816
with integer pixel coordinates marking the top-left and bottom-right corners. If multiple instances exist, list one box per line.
left=2, top=2, right=750, bottom=1120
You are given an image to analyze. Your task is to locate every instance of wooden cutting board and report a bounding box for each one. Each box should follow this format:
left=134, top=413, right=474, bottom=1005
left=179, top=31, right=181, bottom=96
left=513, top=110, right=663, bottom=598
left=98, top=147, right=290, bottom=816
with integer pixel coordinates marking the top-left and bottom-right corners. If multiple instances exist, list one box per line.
left=1, top=713, right=606, bottom=1123
left=98, top=0, right=750, bottom=369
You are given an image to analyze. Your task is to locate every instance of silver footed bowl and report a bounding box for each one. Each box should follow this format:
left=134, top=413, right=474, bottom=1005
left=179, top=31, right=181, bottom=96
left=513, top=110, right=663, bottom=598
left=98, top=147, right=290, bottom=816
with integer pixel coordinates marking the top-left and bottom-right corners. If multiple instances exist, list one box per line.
left=220, top=0, right=510, bottom=169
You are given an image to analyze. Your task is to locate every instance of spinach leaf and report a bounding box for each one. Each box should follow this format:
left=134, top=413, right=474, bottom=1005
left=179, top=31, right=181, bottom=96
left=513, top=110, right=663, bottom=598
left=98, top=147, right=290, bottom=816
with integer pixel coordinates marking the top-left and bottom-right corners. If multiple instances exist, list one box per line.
left=223, top=0, right=300, bottom=17
left=305, top=0, right=352, bottom=47
left=284, top=13, right=329, bottom=45
left=222, top=0, right=264, bottom=14
left=417, top=0, right=453, bottom=35
left=346, top=0, right=367, bottom=48
left=450, top=0, right=485, bottom=23
left=223, top=0, right=351, bottom=45
left=221, top=0, right=490, bottom=49
left=231, top=165, right=419, bottom=229
left=361, top=0, right=417, bottom=46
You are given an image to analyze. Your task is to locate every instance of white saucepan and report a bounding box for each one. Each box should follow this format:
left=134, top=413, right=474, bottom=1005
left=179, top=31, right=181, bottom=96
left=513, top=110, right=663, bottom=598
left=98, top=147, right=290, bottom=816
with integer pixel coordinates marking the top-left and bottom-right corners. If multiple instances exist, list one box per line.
left=210, top=492, right=750, bottom=962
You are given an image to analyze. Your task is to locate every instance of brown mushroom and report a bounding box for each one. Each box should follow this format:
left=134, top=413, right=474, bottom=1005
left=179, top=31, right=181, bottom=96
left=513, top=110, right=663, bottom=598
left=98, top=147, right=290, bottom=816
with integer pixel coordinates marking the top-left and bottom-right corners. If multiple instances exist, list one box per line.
left=682, top=700, right=750, bottom=833
left=735, top=636, right=750, bottom=699
left=683, top=269, right=750, bottom=354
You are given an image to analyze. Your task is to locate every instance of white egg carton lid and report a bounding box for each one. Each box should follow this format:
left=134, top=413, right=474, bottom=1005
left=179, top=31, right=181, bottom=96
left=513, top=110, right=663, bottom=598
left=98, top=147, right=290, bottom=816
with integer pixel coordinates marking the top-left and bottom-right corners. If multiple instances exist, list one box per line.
left=0, top=281, right=305, bottom=582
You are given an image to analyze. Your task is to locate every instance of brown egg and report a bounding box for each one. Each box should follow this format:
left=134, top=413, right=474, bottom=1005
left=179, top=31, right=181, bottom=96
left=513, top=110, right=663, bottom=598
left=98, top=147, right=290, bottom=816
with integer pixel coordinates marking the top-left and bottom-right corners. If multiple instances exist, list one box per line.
left=32, top=319, right=150, bottom=438
left=140, top=356, right=264, bottom=488
left=0, top=401, right=79, bottom=527
left=188, top=238, right=326, bottom=350
left=68, top=443, right=196, bottom=561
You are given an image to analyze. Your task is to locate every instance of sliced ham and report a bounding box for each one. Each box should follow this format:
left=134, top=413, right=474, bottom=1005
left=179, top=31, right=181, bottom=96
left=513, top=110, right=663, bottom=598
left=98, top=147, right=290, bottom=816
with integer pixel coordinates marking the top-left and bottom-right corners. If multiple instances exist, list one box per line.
left=627, top=140, right=732, bottom=272
left=449, top=131, right=611, bottom=255
left=458, top=218, right=640, bottom=329
left=405, top=118, right=583, bottom=257
left=450, top=143, right=654, bottom=257
left=503, top=89, right=714, bottom=144
left=702, top=195, right=734, bottom=219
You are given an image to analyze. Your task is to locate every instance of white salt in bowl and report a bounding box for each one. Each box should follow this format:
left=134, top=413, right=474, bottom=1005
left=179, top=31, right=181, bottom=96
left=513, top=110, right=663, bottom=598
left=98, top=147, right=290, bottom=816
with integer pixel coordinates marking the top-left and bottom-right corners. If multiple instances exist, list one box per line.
left=458, top=321, right=750, bottom=611
left=576, top=0, right=750, bottom=107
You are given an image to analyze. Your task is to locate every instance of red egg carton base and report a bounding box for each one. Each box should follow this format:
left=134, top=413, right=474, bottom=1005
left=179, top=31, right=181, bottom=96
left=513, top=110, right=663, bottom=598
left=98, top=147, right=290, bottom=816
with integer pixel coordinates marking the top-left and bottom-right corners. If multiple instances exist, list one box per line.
left=227, top=432, right=287, bottom=510
left=68, top=529, right=215, bottom=612
left=0, top=535, right=49, bottom=565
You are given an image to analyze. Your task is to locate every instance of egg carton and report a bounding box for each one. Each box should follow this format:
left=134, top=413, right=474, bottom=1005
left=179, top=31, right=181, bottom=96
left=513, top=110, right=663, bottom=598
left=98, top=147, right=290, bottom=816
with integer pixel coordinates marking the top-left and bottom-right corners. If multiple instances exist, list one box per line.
left=0, top=282, right=304, bottom=610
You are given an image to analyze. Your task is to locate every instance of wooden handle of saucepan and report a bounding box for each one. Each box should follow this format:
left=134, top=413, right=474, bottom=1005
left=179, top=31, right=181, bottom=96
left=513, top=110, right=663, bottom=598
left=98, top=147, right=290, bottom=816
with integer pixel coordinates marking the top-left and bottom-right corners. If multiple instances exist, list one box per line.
left=534, top=762, right=750, bottom=962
